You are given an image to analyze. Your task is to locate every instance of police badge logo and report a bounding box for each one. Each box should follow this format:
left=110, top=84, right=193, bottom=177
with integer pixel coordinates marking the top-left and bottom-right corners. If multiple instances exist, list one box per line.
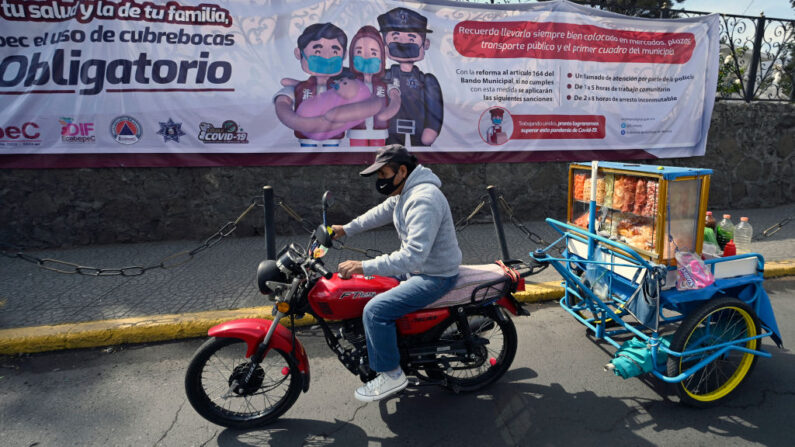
left=157, top=118, right=186, bottom=143
left=110, top=116, right=142, bottom=145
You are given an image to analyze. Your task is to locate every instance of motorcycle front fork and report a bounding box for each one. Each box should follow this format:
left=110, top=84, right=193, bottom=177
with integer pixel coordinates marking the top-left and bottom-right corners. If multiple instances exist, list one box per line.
left=224, top=311, right=287, bottom=398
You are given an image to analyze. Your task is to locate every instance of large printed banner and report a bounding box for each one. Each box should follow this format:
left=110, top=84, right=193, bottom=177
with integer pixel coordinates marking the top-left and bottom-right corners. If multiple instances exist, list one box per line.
left=0, top=0, right=720, bottom=168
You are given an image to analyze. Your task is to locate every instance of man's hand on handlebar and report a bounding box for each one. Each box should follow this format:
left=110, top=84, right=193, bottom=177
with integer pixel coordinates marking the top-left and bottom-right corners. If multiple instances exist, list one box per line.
left=338, top=260, right=363, bottom=279
left=331, top=225, right=346, bottom=239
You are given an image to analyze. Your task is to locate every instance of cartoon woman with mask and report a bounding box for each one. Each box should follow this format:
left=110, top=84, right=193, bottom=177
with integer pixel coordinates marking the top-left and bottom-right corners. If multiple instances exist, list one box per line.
left=347, top=25, right=401, bottom=147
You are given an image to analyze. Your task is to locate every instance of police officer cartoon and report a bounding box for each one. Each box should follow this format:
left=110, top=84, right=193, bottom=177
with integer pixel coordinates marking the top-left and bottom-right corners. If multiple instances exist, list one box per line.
left=378, top=8, right=443, bottom=147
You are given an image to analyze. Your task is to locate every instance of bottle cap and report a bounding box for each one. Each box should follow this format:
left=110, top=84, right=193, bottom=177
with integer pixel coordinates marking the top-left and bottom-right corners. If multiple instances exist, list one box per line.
left=706, top=211, right=712, bottom=216
left=723, top=214, right=731, bottom=219
left=740, top=217, right=749, bottom=222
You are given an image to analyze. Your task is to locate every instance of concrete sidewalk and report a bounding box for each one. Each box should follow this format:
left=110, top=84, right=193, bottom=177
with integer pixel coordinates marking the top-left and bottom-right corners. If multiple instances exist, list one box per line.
left=1, top=203, right=793, bottom=354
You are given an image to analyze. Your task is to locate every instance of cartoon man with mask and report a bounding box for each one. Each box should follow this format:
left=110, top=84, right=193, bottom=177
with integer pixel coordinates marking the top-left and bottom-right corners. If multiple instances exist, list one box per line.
left=378, top=8, right=443, bottom=147
left=273, top=22, right=382, bottom=147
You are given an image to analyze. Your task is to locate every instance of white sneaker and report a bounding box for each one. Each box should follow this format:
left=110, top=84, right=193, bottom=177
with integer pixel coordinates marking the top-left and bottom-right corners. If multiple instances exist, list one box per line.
left=354, top=371, right=408, bottom=402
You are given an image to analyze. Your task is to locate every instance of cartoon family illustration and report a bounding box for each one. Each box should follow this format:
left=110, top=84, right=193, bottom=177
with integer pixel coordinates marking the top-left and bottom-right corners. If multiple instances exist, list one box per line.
left=272, top=7, right=444, bottom=148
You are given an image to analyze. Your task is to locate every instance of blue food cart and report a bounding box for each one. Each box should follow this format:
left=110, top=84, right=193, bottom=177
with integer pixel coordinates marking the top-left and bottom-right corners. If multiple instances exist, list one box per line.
left=531, top=161, right=782, bottom=406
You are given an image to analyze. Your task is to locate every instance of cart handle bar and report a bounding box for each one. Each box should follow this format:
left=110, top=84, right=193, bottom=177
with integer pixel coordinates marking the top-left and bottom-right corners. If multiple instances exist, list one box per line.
left=544, top=218, right=654, bottom=270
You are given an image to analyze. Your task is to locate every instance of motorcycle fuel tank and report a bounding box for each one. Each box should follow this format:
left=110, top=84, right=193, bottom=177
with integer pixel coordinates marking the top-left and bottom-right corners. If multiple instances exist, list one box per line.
left=308, top=273, right=399, bottom=320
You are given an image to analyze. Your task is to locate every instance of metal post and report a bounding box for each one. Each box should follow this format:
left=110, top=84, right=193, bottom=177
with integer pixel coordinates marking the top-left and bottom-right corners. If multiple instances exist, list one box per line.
left=486, top=185, right=511, bottom=260
left=263, top=186, right=276, bottom=260
left=745, top=13, right=766, bottom=103
left=790, top=71, right=795, bottom=102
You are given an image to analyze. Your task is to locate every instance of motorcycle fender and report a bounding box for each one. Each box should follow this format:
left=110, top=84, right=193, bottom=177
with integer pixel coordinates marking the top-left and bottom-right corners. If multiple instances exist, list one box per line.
left=496, top=296, right=529, bottom=316
left=208, top=318, right=310, bottom=390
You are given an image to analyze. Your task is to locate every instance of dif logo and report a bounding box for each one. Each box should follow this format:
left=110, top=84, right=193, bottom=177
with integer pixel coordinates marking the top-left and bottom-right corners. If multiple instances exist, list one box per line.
left=0, top=122, right=41, bottom=146
left=59, top=117, right=96, bottom=143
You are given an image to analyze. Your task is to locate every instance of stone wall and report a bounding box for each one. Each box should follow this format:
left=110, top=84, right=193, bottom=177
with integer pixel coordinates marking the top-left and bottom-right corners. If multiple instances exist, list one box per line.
left=1, top=102, right=792, bottom=249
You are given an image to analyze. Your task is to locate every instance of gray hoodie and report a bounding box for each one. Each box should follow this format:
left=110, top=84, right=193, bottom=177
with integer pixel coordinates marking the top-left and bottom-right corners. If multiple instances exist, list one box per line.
left=343, top=165, right=461, bottom=278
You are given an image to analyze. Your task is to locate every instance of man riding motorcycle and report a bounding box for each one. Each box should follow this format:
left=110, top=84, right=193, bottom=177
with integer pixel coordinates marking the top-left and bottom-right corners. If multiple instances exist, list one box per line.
left=332, top=144, right=462, bottom=402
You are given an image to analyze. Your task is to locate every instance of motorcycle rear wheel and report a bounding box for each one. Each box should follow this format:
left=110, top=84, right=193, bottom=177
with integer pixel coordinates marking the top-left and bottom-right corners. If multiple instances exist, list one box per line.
left=428, top=307, right=518, bottom=392
left=185, top=337, right=301, bottom=428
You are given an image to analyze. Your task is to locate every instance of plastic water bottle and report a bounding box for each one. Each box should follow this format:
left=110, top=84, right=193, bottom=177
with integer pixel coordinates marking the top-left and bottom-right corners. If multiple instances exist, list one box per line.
left=734, top=217, right=753, bottom=254
left=717, top=214, right=735, bottom=250
left=705, top=211, right=717, bottom=233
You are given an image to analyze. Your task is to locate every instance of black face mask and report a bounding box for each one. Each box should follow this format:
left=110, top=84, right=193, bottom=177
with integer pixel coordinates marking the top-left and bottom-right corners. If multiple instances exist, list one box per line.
left=388, top=42, right=421, bottom=59
left=376, top=173, right=406, bottom=196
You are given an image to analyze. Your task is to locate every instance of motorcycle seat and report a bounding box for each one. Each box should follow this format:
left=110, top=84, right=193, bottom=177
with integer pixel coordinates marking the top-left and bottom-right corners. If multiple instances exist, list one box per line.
left=424, top=263, right=513, bottom=309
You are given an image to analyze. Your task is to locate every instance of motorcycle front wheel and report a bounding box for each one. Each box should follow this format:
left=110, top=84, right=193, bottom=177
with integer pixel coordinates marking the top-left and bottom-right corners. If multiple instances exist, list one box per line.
left=427, top=306, right=518, bottom=392
left=185, top=337, right=301, bottom=428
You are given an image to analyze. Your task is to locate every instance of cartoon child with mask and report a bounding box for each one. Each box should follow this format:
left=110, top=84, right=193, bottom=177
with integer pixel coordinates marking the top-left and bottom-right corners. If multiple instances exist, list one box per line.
left=378, top=8, right=443, bottom=147
left=273, top=22, right=383, bottom=148
left=296, top=72, right=375, bottom=140
left=347, top=25, right=401, bottom=147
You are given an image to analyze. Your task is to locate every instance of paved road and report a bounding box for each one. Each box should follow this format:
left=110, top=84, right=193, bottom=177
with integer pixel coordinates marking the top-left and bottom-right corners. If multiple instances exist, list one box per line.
left=1, top=277, right=792, bottom=446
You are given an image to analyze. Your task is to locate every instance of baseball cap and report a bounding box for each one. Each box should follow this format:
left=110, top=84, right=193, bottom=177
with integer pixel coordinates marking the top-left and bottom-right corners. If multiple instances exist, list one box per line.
left=359, top=144, right=415, bottom=176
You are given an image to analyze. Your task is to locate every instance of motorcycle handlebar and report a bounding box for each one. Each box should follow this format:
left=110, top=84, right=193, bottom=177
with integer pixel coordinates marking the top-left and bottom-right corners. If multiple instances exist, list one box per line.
left=307, top=259, right=333, bottom=279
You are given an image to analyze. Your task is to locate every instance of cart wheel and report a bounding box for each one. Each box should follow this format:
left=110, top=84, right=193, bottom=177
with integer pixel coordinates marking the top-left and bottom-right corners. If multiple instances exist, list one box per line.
left=667, top=297, right=760, bottom=407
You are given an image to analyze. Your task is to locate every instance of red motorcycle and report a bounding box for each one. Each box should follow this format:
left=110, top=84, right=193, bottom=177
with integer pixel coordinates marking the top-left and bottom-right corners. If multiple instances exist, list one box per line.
left=185, top=193, right=542, bottom=428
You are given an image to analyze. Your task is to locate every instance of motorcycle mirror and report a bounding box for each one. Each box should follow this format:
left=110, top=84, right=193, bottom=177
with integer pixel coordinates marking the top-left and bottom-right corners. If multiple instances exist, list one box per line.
left=315, top=224, right=333, bottom=248
left=321, top=191, right=333, bottom=227
left=322, top=191, right=334, bottom=208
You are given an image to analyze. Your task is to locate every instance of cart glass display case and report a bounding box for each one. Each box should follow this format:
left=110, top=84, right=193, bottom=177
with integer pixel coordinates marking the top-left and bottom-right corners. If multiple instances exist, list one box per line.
left=567, top=162, right=712, bottom=264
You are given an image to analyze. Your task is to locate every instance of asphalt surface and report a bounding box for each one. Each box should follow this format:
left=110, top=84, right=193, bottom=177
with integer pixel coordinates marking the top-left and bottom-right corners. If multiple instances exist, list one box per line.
left=1, top=276, right=792, bottom=447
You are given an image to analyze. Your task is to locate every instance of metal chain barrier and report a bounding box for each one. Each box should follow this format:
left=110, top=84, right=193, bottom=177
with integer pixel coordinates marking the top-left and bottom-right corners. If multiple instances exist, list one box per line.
left=331, top=241, right=384, bottom=259
left=496, top=194, right=563, bottom=255
left=454, top=195, right=489, bottom=233
left=1, top=188, right=565, bottom=275
left=758, top=216, right=792, bottom=240
left=274, top=195, right=316, bottom=235
left=0, top=197, right=263, bottom=276
left=274, top=195, right=384, bottom=259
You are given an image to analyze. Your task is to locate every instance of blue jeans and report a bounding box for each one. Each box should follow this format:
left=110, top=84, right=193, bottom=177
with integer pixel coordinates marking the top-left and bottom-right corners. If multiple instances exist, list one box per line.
left=363, top=273, right=458, bottom=372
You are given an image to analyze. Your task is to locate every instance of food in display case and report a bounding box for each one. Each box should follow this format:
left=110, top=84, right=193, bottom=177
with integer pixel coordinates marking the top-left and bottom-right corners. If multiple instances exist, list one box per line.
left=568, top=162, right=711, bottom=264
left=613, top=176, right=638, bottom=213
left=573, top=210, right=591, bottom=229
left=633, top=179, right=647, bottom=215
left=642, top=181, right=658, bottom=217
left=574, top=174, right=609, bottom=206
left=595, top=177, right=606, bottom=204
left=603, top=175, right=614, bottom=208
left=583, top=175, right=591, bottom=202
left=616, top=214, right=654, bottom=251
left=571, top=173, right=660, bottom=255
left=574, top=173, right=586, bottom=201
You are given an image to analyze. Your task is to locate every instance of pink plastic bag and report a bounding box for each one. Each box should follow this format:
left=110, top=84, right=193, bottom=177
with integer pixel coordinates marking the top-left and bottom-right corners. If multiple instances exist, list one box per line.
left=675, top=252, right=715, bottom=290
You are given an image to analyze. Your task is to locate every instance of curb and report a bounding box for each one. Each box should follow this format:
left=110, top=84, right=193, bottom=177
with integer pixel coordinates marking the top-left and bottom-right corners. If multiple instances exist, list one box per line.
left=764, top=260, right=795, bottom=279
left=2, top=260, right=793, bottom=356
left=0, top=307, right=319, bottom=356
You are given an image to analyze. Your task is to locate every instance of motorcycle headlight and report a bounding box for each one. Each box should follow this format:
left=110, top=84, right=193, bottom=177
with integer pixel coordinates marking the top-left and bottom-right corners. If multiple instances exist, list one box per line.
left=257, top=260, right=288, bottom=295
left=274, top=244, right=306, bottom=274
